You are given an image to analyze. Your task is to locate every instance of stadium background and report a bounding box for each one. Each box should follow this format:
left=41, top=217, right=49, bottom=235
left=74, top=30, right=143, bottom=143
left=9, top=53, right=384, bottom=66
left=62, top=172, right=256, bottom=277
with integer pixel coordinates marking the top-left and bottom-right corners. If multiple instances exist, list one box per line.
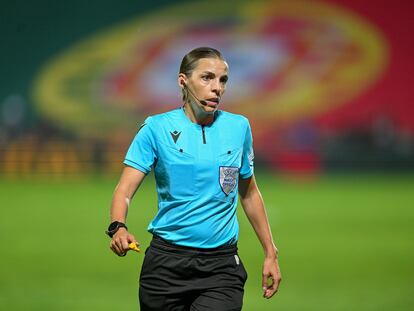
left=1, top=0, right=413, bottom=310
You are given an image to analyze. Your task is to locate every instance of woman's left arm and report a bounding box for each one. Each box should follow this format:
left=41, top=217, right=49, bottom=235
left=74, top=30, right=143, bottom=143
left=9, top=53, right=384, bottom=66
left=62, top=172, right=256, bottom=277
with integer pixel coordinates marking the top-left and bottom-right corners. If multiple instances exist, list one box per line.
left=238, top=175, right=282, bottom=299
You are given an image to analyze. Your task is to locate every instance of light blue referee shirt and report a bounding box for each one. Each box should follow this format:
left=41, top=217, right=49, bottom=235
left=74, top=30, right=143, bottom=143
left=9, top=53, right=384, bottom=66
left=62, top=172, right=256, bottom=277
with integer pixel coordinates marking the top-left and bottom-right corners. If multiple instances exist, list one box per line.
left=124, top=107, right=254, bottom=248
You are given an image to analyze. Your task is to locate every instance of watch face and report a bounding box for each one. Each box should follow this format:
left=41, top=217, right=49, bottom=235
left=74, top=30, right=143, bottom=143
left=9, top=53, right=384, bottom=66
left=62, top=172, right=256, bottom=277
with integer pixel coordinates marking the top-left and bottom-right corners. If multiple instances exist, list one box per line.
left=108, top=221, right=120, bottom=232
left=106, top=221, right=126, bottom=237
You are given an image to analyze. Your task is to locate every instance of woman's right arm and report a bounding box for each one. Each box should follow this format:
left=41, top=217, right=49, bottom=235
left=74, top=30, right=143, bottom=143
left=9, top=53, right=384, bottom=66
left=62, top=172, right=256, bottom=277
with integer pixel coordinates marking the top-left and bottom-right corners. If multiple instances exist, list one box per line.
left=109, top=166, right=146, bottom=256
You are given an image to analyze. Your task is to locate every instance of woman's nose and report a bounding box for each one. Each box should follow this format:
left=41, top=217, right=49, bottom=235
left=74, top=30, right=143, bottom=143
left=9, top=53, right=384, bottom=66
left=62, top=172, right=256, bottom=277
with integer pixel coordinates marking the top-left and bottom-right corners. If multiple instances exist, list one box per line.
left=211, top=79, right=221, bottom=93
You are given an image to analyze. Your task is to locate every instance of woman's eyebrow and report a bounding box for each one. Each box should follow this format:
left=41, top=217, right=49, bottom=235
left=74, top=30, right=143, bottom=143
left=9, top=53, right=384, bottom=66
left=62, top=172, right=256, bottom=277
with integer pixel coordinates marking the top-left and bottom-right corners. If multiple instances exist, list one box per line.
left=201, top=71, right=215, bottom=76
left=200, top=71, right=228, bottom=79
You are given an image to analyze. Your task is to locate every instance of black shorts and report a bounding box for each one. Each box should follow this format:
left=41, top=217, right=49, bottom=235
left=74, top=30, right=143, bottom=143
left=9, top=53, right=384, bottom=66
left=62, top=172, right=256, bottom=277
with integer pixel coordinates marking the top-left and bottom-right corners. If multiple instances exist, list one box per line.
left=139, top=236, right=248, bottom=311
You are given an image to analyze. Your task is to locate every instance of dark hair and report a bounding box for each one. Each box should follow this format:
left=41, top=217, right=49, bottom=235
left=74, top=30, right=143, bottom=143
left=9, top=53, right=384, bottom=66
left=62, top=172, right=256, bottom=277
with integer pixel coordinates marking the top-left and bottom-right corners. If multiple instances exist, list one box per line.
left=179, top=47, right=225, bottom=76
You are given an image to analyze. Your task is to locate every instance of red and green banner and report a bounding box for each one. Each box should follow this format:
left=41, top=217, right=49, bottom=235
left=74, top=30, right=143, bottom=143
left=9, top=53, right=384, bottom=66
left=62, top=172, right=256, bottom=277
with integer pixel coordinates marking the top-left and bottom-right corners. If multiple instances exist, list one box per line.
left=20, top=0, right=414, bottom=172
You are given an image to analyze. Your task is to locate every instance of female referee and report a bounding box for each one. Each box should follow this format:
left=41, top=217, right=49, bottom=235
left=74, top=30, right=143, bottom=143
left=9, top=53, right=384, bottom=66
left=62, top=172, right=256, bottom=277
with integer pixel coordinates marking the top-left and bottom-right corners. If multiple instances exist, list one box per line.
left=106, top=47, right=281, bottom=310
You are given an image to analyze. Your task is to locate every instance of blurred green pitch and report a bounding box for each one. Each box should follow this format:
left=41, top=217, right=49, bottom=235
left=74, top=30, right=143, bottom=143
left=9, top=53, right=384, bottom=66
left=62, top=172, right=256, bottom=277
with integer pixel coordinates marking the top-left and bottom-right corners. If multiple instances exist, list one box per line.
left=0, top=172, right=413, bottom=310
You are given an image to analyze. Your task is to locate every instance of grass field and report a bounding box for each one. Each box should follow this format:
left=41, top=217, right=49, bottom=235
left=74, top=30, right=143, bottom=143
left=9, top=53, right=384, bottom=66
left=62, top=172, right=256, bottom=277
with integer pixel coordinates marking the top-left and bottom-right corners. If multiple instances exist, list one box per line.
left=0, top=172, right=413, bottom=310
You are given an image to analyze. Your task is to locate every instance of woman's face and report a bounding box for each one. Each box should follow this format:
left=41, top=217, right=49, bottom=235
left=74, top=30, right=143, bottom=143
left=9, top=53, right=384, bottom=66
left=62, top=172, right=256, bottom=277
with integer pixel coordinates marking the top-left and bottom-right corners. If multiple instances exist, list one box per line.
left=180, top=57, right=229, bottom=114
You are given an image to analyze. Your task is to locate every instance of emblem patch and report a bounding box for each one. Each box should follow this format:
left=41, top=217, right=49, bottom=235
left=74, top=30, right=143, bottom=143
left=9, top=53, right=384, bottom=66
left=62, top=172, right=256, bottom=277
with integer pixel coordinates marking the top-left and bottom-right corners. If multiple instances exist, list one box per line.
left=219, top=166, right=239, bottom=196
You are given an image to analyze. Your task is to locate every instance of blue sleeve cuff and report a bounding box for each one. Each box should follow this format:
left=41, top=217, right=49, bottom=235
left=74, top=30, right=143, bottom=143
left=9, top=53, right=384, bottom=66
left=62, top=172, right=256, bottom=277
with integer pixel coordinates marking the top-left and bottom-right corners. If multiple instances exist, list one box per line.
left=123, top=159, right=151, bottom=174
left=239, top=170, right=253, bottom=180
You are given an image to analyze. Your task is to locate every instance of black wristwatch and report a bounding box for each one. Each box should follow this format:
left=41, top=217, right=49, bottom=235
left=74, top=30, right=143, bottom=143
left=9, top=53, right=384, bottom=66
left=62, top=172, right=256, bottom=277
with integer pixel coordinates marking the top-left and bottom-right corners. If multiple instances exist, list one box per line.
left=105, top=221, right=128, bottom=238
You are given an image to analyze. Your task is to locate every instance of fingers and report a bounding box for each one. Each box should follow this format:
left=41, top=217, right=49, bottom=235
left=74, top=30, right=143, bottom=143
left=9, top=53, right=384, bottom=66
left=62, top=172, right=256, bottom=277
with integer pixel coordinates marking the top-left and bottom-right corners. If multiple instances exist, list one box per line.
left=262, top=256, right=282, bottom=299
left=262, top=272, right=282, bottom=299
left=262, top=274, right=269, bottom=293
left=262, top=274, right=273, bottom=299
left=109, top=231, right=138, bottom=257
left=110, top=239, right=126, bottom=256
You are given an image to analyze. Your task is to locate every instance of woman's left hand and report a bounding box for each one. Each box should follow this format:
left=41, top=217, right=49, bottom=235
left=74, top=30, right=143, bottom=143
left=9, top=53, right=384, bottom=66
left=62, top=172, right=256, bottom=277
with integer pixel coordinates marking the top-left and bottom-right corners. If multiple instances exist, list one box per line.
left=262, top=256, right=282, bottom=299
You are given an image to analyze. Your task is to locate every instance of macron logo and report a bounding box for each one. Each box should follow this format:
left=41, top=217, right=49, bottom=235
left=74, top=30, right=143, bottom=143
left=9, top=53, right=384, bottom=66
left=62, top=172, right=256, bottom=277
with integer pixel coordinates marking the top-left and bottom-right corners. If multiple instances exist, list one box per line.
left=170, top=130, right=181, bottom=143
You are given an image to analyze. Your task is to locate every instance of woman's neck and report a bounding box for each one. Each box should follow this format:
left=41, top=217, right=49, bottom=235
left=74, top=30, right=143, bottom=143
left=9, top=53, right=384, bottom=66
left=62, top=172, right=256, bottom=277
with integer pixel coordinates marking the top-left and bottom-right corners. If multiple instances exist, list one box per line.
left=183, top=102, right=215, bottom=125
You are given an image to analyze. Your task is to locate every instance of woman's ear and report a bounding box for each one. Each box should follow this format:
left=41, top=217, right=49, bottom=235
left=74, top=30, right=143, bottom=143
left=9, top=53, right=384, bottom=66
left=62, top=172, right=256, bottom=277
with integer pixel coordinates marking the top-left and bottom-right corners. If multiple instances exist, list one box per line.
left=178, top=73, right=187, bottom=88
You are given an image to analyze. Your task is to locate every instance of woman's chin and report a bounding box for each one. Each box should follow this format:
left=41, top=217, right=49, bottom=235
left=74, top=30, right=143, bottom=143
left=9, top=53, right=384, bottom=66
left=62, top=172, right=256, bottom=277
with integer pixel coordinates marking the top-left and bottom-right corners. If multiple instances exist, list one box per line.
left=202, top=104, right=218, bottom=114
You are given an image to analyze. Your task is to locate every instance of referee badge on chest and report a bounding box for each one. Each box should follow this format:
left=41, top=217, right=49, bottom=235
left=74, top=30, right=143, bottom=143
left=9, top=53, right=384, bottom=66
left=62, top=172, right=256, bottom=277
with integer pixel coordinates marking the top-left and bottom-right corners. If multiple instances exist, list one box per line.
left=219, top=166, right=239, bottom=195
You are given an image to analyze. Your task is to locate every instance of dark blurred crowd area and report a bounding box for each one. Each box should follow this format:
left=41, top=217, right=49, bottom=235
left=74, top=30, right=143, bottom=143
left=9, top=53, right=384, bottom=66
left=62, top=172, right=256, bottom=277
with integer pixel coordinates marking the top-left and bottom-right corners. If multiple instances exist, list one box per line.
left=1, top=95, right=412, bottom=178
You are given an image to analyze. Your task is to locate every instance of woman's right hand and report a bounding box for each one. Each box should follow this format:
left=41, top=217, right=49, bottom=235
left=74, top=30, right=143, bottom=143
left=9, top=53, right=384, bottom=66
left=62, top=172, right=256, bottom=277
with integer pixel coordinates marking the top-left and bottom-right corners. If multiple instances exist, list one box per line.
left=110, top=227, right=139, bottom=257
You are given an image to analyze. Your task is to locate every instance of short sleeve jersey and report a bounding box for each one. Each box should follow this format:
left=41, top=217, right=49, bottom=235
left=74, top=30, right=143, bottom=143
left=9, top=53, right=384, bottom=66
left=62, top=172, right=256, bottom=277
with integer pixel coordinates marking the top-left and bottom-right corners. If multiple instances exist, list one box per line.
left=124, top=108, right=254, bottom=248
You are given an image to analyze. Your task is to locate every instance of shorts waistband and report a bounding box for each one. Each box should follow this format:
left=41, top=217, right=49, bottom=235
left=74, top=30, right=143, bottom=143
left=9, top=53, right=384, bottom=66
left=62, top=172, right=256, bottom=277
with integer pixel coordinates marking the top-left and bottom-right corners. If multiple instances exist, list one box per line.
left=150, top=235, right=238, bottom=257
